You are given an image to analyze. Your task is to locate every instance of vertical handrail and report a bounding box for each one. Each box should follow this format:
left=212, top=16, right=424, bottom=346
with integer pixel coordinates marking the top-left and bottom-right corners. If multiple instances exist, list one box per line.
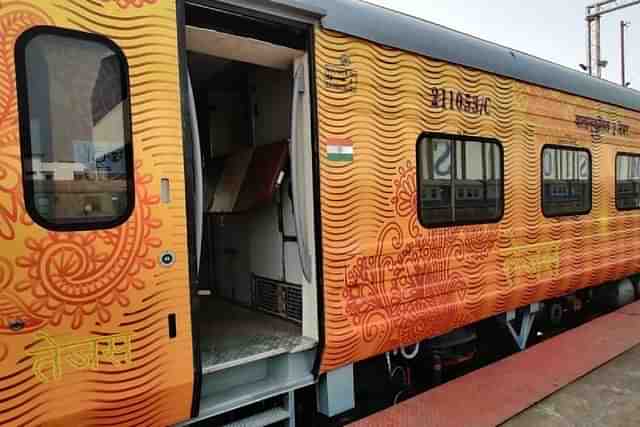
left=187, top=71, right=203, bottom=274
left=290, top=59, right=312, bottom=283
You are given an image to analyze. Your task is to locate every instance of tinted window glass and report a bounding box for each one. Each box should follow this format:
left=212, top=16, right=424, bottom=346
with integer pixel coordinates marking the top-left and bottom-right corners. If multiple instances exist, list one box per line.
left=17, top=29, right=133, bottom=230
left=418, top=138, right=453, bottom=225
left=616, top=153, right=640, bottom=210
left=418, top=134, right=503, bottom=227
left=542, top=147, right=591, bottom=217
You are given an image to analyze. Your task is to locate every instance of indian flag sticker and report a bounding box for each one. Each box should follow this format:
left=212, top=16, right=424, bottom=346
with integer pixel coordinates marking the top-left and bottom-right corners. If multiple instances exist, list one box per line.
left=326, top=138, right=354, bottom=162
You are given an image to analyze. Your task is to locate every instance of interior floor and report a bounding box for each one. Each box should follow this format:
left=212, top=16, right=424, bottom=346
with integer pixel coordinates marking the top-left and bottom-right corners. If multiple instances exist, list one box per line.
left=199, top=298, right=314, bottom=373
left=186, top=18, right=317, bottom=379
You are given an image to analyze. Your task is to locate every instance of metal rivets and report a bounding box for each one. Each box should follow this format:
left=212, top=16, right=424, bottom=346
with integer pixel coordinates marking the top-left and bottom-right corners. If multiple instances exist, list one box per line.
left=159, top=250, right=176, bottom=268
left=9, top=319, right=25, bottom=332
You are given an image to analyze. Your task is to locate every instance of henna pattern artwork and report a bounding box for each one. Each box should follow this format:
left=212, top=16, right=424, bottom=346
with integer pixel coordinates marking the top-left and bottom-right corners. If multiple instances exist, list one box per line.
left=0, top=163, right=161, bottom=333
left=343, top=162, right=499, bottom=352
left=106, top=0, right=160, bottom=9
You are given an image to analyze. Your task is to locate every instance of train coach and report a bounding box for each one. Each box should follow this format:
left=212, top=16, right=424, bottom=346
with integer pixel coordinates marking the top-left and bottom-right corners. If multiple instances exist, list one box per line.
left=1, top=0, right=640, bottom=425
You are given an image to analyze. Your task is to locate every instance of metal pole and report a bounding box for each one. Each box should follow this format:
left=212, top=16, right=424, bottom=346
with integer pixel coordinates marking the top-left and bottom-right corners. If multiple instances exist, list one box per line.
left=596, top=15, right=602, bottom=77
left=591, top=0, right=620, bottom=10
left=587, top=13, right=593, bottom=75
left=588, top=0, right=640, bottom=17
left=585, top=0, right=640, bottom=78
left=621, top=20, right=626, bottom=85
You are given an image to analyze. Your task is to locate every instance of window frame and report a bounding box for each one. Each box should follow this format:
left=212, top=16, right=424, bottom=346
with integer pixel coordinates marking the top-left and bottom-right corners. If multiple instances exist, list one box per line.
left=416, top=132, right=505, bottom=229
left=15, top=25, right=135, bottom=231
left=615, top=151, right=640, bottom=211
left=540, top=144, right=592, bottom=218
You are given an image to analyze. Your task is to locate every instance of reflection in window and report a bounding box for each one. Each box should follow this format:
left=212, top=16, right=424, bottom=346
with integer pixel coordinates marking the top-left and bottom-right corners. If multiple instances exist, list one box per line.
left=17, top=29, right=133, bottom=229
left=616, top=153, right=640, bottom=210
left=542, top=147, right=591, bottom=217
left=418, top=135, right=503, bottom=227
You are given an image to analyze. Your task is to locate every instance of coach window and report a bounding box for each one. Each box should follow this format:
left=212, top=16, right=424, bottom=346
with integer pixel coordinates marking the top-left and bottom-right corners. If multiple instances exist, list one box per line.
left=417, top=133, right=503, bottom=227
left=542, top=146, right=591, bottom=217
left=616, top=153, right=640, bottom=210
left=16, top=27, right=134, bottom=230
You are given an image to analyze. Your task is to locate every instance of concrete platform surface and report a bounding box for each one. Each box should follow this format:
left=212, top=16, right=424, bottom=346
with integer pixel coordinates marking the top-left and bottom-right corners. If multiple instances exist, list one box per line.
left=349, top=301, right=640, bottom=427
left=503, top=344, right=640, bottom=427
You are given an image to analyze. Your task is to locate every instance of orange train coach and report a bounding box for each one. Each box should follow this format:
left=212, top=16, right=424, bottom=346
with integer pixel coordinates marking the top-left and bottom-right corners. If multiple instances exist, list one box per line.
left=1, top=0, right=640, bottom=426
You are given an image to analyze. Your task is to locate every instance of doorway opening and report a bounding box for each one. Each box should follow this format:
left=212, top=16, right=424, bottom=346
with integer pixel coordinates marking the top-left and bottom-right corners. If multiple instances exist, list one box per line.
left=184, top=5, right=318, bottom=418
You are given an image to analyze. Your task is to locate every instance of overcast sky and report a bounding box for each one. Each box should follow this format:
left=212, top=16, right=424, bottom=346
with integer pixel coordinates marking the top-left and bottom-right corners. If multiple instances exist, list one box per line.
left=365, top=0, right=640, bottom=88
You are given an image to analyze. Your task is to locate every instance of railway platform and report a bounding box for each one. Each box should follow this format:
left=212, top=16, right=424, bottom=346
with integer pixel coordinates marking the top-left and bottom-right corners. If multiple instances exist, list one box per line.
left=349, top=300, right=640, bottom=427
left=504, top=343, right=640, bottom=427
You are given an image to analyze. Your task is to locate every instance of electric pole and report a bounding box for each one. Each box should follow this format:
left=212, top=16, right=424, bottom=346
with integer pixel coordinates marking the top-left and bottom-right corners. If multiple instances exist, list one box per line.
left=587, top=4, right=602, bottom=76
left=585, top=0, right=640, bottom=80
left=621, top=20, right=631, bottom=86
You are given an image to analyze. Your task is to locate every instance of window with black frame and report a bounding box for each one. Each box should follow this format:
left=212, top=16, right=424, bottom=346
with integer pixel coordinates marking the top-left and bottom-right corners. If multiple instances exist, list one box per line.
left=16, top=28, right=134, bottom=230
left=541, top=146, right=591, bottom=217
left=417, top=134, right=503, bottom=227
left=616, top=153, right=640, bottom=210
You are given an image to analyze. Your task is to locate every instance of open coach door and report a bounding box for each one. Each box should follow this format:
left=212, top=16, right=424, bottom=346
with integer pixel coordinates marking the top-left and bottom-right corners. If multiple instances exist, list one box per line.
left=180, top=1, right=324, bottom=425
left=0, top=1, right=194, bottom=426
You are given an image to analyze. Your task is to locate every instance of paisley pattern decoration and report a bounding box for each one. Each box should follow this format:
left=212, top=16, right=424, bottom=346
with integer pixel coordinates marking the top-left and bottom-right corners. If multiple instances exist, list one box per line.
left=391, top=163, right=419, bottom=238
left=0, top=131, right=31, bottom=241
left=11, top=164, right=161, bottom=331
left=0, top=2, right=53, bottom=336
left=0, top=259, right=47, bottom=333
left=0, top=255, right=46, bottom=333
left=111, top=0, right=159, bottom=8
left=316, top=27, right=640, bottom=372
left=98, top=0, right=159, bottom=8
left=343, top=163, right=498, bottom=355
left=0, top=4, right=50, bottom=240
left=0, top=1, right=194, bottom=426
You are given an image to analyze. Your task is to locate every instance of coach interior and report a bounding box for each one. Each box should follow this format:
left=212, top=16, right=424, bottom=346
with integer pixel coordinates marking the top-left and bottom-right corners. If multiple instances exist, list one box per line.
left=184, top=5, right=317, bottom=417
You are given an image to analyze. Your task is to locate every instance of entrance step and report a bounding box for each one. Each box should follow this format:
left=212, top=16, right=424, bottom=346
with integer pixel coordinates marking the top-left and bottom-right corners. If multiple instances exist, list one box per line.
left=197, top=346, right=315, bottom=420
left=199, top=370, right=313, bottom=419
left=203, top=335, right=316, bottom=374
left=222, top=407, right=290, bottom=427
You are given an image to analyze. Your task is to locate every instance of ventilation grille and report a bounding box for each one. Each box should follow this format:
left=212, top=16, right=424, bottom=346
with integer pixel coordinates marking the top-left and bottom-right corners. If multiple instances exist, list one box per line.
left=252, top=276, right=302, bottom=324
